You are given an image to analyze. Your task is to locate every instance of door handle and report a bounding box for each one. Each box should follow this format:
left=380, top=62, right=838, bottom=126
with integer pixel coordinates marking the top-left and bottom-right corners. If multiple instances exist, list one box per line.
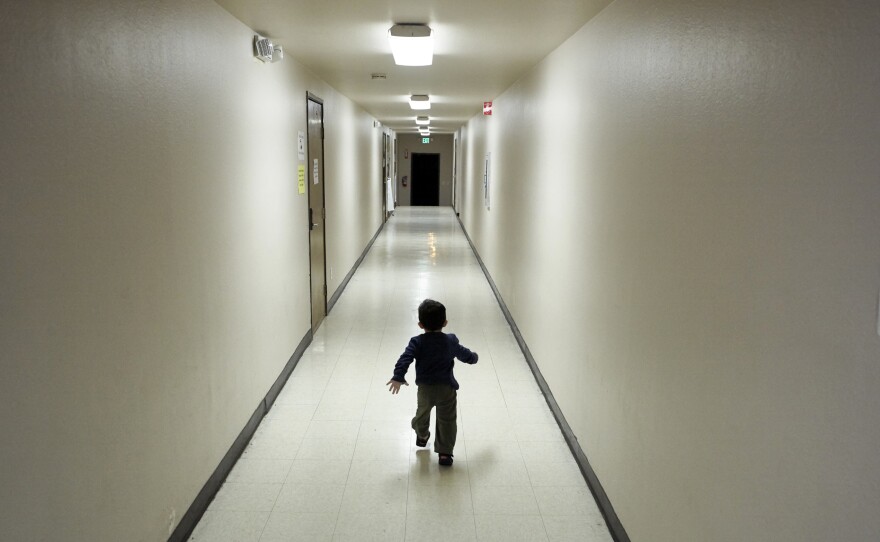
left=309, top=208, right=318, bottom=230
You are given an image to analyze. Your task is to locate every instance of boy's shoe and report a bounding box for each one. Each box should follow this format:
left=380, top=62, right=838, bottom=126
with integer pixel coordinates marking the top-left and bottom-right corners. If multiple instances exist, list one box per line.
left=416, top=432, right=430, bottom=447
left=438, top=454, right=453, bottom=466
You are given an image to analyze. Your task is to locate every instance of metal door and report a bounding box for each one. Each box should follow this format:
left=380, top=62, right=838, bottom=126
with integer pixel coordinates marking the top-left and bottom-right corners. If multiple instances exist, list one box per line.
left=307, top=95, right=327, bottom=331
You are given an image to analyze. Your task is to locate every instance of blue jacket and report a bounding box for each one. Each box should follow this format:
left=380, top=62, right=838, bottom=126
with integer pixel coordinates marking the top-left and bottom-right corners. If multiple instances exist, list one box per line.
left=391, top=332, right=478, bottom=390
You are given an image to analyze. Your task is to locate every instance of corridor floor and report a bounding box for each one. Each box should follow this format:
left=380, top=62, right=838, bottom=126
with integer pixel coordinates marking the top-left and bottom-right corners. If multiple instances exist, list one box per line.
left=190, top=207, right=612, bottom=542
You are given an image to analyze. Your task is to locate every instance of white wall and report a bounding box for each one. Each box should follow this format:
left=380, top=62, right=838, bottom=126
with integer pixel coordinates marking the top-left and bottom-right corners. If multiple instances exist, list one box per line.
left=396, top=134, right=455, bottom=206
left=0, top=1, right=382, bottom=540
left=323, top=98, right=385, bottom=292
left=457, top=1, right=880, bottom=540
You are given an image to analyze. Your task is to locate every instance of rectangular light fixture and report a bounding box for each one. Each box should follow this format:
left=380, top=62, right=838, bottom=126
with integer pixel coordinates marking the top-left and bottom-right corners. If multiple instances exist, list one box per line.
left=388, top=24, right=433, bottom=66
left=415, top=116, right=430, bottom=125
left=409, top=95, right=430, bottom=110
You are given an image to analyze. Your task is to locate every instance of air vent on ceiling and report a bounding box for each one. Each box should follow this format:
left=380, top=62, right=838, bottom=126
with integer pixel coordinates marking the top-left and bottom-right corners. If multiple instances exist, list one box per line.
left=371, top=73, right=387, bottom=80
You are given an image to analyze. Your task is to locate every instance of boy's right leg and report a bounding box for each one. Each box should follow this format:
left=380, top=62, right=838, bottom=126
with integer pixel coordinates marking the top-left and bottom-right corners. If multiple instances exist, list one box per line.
left=433, top=386, right=457, bottom=456
left=411, top=385, right=433, bottom=443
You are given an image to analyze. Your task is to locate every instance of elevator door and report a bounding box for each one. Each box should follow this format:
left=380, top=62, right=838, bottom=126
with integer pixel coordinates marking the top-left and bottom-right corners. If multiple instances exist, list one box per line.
left=411, top=153, right=440, bottom=206
left=307, top=95, right=327, bottom=331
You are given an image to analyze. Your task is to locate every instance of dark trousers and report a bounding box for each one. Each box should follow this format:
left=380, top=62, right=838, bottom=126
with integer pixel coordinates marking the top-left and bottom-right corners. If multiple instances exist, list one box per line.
left=412, top=383, right=457, bottom=455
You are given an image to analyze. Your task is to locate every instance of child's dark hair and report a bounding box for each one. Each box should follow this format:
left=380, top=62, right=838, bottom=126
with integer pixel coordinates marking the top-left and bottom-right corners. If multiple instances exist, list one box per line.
left=418, top=299, right=446, bottom=331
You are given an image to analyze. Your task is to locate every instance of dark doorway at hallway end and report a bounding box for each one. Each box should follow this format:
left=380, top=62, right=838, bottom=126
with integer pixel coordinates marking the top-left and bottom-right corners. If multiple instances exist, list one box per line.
left=411, top=153, right=440, bottom=206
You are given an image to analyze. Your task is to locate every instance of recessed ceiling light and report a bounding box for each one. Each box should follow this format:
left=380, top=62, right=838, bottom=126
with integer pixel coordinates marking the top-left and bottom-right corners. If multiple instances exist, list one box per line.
left=409, top=95, right=430, bottom=110
left=415, top=116, right=430, bottom=125
left=388, top=24, right=433, bottom=66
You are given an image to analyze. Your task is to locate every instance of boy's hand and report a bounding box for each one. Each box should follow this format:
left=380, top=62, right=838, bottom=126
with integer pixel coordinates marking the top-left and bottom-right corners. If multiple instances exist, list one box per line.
left=386, top=379, right=408, bottom=394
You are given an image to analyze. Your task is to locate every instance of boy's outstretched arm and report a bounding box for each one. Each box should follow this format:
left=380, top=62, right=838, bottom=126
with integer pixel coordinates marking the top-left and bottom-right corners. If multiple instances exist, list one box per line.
left=388, top=338, right=418, bottom=394
left=450, top=335, right=479, bottom=364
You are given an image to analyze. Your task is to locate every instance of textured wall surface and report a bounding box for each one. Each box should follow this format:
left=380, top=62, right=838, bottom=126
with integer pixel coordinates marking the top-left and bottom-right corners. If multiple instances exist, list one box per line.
left=458, top=1, right=880, bottom=540
left=0, top=1, right=382, bottom=539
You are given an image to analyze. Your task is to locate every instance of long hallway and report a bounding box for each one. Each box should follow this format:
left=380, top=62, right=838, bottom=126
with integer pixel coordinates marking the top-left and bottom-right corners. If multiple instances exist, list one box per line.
left=190, top=208, right=612, bottom=541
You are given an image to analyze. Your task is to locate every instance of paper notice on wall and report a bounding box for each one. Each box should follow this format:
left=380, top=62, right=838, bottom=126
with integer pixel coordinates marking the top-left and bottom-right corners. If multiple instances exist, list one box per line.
left=313, top=159, right=319, bottom=185
left=297, top=165, right=305, bottom=194
left=297, top=131, right=305, bottom=161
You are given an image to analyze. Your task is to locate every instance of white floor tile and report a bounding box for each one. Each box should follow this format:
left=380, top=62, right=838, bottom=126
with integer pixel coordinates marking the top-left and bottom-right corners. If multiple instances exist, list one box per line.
left=258, top=512, right=336, bottom=542
left=208, top=483, right=282, bottom=512
left=514, top=422, right=567, bottom=442
left=468, top=459, right=532, bottom=487
left=226, top=458, right=293, bottom=485
left=241, top=433, right=301, bottom=461
left=254, top=417, right=311, bottom=443
left=533, top=486, right=603, bottom=516
left=542, top=515, right=612, bottom=541
left=407, top=484, right=474, bottom=515
left=353, top=438, right=411, bottom=462
left=272, top=483, right=345, bottom=514
left=295, top=438, right=357, bottom=461
left=285, top=458, right=352, bottom=486
left=312, top=404, right=366, bottom=421
left=339, top=483, right=408, bottom=516
left=405, top=513, right=477, bottom=542
left=188, top=510, right=269, bottom=542
left=347, top=459, right=410, bottom=485
left=305, top=420, right=362, bottom=440
left=471, top=485, right=540, bottom=515
left=519, top=441, right=579, bottom=464
left=332, top=513, right=406, bottom=542
left=473, top=514, right=548, bottom=542
left=463, top=439, right=524, bottom=463
left=525, top=460, right=588, bottom=487
left=358, top=418, right=414, bottom=441
left=507, top=406, right=557, bottom=425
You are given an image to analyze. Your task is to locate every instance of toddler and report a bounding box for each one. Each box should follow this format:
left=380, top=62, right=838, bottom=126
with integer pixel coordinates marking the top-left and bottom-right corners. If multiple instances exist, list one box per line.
left=387, top=299, right=478, bottom=466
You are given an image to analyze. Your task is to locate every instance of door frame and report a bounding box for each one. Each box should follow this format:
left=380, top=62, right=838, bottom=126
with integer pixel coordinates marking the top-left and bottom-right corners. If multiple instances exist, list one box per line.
left=306, top=92, right=327, bottom=332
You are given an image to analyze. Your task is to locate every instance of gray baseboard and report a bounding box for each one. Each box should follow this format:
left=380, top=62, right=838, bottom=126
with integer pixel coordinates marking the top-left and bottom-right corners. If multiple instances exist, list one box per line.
left=169, top=329, right=312, bottom=542
left=456, top=216, right=630, bottom=542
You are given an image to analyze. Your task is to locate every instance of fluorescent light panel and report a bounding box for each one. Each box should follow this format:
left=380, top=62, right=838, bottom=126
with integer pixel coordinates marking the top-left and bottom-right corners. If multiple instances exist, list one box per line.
left=409, top=95, right=430, bottom=110
left=415, top=116, right=430, bottom=125
left=388, top=24, right=433, bottom=66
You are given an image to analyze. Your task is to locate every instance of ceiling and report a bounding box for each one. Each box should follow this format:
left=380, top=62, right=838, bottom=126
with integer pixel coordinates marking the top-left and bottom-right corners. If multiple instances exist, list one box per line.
left=215, top=0, right=613, bottom=134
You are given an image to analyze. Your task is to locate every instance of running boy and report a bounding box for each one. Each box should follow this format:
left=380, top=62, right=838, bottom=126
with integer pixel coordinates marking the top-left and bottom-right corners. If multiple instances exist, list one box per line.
left=387, top=299, right=479, bottom=466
